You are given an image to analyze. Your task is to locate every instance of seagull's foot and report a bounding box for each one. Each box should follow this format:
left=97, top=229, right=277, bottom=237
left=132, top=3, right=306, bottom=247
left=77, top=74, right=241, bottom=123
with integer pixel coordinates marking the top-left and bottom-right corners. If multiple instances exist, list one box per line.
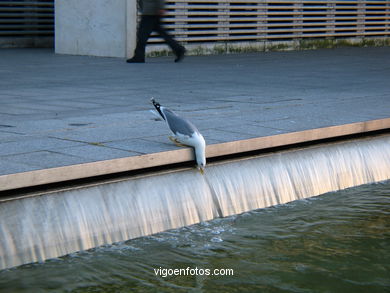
left=168, top=136, right=177, bottom=143
left=169, top=136, right=187, bottom=147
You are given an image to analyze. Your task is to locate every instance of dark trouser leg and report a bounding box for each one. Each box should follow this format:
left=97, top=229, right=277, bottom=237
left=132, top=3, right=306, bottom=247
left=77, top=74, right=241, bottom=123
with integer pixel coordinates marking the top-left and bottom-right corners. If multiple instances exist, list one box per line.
left=133, top=15, right=156, bottom=60
left=154, top=16, right=184, bottom=54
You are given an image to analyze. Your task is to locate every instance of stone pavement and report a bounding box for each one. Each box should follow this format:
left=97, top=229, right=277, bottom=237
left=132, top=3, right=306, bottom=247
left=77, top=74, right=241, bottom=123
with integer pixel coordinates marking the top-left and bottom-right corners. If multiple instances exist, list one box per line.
left=0, top=47, right=389, bottom=176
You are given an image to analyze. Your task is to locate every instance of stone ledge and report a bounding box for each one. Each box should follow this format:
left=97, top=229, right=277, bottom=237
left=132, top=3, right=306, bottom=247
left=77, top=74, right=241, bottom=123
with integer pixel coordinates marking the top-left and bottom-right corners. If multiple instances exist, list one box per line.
left=1, top=118, right=389, bottom=192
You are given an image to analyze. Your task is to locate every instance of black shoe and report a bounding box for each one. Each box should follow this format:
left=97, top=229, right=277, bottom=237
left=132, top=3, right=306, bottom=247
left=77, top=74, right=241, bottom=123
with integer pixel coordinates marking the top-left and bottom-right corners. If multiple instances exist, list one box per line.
left=126, top=57, right=145, bottom=63
left=174, top=47, right=186, bottom=63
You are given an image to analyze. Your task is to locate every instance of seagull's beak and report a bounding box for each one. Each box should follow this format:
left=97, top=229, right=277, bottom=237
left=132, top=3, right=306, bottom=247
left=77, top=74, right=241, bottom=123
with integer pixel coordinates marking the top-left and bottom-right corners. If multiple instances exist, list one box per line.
left=198, top=166, right=205, bottom=175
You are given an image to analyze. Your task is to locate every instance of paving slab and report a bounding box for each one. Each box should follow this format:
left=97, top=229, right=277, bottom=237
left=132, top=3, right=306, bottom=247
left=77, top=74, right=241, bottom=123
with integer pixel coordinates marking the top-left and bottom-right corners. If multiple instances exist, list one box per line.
left=0, top=47, right=389, bottom=180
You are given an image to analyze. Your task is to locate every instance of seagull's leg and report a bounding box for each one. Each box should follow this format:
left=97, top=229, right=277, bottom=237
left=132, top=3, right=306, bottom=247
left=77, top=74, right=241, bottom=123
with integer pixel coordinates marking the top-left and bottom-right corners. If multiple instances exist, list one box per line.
left=168, top=136, right=187, bottom=147
left=176, top=142, right=188, bottom=147
left=168, top=136, right=177, bottom=143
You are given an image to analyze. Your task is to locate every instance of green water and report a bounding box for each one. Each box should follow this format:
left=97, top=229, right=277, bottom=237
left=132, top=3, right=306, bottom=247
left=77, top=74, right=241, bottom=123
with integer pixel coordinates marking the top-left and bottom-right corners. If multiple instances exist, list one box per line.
left=1, top=182, right=389, bottom=293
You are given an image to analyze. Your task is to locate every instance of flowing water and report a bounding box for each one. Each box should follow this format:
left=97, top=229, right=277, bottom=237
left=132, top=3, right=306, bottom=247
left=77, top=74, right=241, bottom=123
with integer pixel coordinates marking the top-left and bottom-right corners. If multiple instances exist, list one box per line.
left=0, top=135, right=390, bottom=271
left=0, top=181, right=389, bottom=292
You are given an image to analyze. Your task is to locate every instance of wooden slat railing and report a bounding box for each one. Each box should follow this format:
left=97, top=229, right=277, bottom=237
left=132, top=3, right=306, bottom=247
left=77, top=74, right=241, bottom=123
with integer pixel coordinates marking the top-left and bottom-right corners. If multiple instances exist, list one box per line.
left=148, top=0, right=390, bottom=46
left=0, top=0, right=54, bottom=37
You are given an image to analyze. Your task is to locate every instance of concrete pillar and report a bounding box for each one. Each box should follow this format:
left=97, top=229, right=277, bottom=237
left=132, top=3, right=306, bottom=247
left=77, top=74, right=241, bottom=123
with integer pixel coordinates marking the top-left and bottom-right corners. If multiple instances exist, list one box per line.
left=55, top=0, right=136, bottom=58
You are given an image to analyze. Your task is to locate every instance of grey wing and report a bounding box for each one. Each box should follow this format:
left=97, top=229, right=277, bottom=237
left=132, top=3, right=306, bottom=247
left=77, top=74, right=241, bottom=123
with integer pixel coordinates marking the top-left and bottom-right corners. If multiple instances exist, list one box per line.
left=163, top=109, right=199, bottom=136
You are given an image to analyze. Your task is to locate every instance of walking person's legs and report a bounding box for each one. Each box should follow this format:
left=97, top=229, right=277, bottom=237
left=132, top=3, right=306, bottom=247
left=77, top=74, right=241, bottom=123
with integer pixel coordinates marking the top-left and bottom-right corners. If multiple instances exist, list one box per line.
left=127, top=15, right=156, bottom=63
left=154, top=17, right=186, bottom=62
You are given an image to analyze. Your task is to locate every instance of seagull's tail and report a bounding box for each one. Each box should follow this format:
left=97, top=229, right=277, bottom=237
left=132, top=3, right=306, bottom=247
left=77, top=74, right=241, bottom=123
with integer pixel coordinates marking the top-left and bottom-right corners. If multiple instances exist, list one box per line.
left=151, top=97, right=165, bottom=120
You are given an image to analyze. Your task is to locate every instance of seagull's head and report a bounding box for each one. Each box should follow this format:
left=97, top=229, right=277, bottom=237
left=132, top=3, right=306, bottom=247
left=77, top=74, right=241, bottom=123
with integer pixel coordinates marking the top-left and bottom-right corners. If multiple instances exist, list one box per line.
left=197, top=162, right=205, bottom=175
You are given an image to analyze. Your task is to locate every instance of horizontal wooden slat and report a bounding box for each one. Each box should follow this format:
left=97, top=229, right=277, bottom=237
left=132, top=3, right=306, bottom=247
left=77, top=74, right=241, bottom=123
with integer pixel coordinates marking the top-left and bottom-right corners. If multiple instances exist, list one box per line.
left=164, top=11, right=389, bottom=17
left=0, top=24, right=53, bottom=29
left=160, top=26, right=389, bottom=35
left=166, top=4, right=390, bottom=10
left=164, top=21, right=390, bottom=29
left=0, top=8, right=53, bottom=13
left=150, top=31, right=390, bottom=42
left=0, top=18, right=53, bottom=23
left=163, top=16, right=390, bottom=23
left=165, top=0, right=387, bottom=4
left=0, top=1, right=53, bottom=6
left=0, top=30, right=53, bottom=35
left=0, top=13, right=54, bottom=18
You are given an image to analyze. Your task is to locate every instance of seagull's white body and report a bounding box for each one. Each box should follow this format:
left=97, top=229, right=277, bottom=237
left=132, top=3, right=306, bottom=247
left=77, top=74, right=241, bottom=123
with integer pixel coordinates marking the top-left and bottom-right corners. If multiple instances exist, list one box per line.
left=151, top=98, right=206, bottom=172
left=174, top=130, right=206, bottom=167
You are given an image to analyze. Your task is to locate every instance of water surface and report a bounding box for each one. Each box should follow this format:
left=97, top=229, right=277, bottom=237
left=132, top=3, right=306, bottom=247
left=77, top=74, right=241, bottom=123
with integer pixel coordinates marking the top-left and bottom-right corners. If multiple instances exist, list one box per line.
left=0, top=181, right=389, bottom=293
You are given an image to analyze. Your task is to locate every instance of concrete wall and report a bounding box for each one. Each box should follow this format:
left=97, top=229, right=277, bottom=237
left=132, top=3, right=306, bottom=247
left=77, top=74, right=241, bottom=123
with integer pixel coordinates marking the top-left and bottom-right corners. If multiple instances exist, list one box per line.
left=55, top=0, right=136, bottom=58
left=55, top=0, right=390, bottom=58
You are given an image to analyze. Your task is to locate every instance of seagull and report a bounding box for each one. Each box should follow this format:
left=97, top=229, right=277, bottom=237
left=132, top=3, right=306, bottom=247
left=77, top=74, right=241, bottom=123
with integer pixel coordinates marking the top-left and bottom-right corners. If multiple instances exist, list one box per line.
left=151, top=98, right=206, bottom=174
